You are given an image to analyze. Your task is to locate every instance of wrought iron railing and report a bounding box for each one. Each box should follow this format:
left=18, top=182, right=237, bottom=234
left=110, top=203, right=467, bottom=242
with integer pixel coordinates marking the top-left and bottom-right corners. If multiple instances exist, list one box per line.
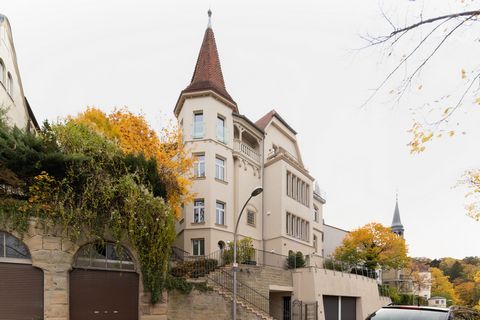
left=170, top=247, right=271, bottom=316
left=208, top=267, right=270, bottom=315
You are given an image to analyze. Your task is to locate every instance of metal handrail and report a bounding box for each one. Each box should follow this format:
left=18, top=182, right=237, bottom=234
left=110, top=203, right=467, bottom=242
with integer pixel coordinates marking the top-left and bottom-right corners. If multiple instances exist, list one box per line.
left=207, top=267, right=270, bottom=315
left=170, top=248, right=271, bottom=315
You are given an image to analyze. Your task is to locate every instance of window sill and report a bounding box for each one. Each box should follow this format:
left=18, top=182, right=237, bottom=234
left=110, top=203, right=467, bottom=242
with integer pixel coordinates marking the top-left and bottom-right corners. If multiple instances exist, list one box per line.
left=247, top=223, right=256, bottom=228
left=194, top=176, right=206, bottom=180
left=191, top=221, right=205, bottom=225
left=215, top=178, right=228, bottom=185
left=215, top=223, right=228, bottom=228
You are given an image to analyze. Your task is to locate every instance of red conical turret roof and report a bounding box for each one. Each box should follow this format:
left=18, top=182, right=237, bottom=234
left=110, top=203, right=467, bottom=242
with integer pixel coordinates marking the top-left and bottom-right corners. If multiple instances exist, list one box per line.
left=177, top=12, right=237, bottom=113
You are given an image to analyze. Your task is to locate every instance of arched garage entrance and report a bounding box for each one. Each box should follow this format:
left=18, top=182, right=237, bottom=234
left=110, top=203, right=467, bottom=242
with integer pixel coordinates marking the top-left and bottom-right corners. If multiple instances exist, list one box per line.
left=70, top=242, right=139, bottom=320
left=0, top=231, right=44, bottom=320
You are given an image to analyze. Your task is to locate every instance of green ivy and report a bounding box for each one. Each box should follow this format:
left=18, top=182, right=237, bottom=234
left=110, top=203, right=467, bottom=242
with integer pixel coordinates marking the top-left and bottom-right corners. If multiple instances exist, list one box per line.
left=0, top=118, right=176, bottom=304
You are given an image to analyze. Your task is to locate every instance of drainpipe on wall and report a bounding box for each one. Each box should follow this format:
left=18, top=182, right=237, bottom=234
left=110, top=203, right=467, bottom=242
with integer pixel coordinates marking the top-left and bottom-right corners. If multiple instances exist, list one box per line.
left=261, top=136, right=266, bottom=254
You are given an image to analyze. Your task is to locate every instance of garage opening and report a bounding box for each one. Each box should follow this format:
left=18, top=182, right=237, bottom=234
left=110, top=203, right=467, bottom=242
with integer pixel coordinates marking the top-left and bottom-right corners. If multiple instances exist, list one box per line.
left=323, top=295, right=357, bottom=320
left=0, top=231, right=44, bottom=320
left=70, top=242, right=139, bottom=320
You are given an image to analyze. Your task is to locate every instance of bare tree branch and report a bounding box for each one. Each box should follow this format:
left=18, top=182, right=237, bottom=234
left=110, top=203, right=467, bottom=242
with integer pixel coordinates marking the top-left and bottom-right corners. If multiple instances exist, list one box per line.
left=390, top=10, right=480, bottom=37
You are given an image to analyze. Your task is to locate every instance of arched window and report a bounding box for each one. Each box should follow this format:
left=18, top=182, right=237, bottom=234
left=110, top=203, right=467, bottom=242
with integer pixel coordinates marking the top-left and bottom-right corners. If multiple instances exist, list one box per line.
left=0, top=231, right=31, bottom=261
left=74, top=242, right=135, bottom=271
left=7, top=72, right=13, bottom=95
left=0, top=59, right=4, bottom=84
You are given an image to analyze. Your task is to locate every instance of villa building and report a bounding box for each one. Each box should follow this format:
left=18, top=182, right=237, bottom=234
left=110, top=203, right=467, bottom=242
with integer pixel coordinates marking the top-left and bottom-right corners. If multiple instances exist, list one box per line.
left=173, top=11, right=325, bottom=266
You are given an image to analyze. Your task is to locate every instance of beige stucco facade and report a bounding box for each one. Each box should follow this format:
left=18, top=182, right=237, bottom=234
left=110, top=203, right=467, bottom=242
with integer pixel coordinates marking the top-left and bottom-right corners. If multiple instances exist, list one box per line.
left=174, top=90, right=325, bottom=261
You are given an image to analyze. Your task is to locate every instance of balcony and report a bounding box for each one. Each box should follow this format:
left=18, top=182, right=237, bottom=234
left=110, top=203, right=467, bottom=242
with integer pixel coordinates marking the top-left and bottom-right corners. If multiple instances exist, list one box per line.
left=234, top=139, right=261, bottom=164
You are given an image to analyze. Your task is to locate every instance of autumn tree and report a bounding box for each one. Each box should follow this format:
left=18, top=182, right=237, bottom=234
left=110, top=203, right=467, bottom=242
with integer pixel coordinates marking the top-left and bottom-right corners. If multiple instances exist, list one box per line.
left=333, top=222, right=408, bottom=271
left=430, top=267, right=460, bottom=305
left=365, top=3, right=480, bottom=220
left=72, top=107, right=193, bottom=217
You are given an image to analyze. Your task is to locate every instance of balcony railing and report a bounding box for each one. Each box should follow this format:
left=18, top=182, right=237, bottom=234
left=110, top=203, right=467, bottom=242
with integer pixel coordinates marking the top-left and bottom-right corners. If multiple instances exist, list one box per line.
left=233, top=139, right=261, bottom=164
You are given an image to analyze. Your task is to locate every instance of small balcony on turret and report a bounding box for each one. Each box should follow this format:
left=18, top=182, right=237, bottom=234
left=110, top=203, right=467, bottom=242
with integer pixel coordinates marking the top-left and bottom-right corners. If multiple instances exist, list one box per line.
left=233, top=125, right=261, bottom=165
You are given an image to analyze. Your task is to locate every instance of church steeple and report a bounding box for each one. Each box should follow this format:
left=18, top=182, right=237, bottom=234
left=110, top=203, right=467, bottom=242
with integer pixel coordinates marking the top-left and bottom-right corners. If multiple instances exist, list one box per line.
left=391, top=193, right=404, bottom=237
left=175, top=10, right=237, bottom=115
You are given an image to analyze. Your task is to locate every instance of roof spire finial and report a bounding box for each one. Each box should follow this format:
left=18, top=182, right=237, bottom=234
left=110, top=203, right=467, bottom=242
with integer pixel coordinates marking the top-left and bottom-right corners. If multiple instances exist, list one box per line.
left=207, top=8, right=212, bottom=28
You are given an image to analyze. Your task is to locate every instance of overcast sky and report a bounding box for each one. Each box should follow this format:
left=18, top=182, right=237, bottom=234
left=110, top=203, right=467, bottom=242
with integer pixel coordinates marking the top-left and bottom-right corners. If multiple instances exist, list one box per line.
left=3, top=0, right=479, bottom=258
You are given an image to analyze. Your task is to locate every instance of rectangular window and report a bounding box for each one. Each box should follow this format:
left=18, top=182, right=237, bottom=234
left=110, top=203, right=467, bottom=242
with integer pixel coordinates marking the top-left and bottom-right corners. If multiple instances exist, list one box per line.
left=192, top=239, right=205, bottom=256
left=313, top=235, right=318, bottom=253
left=286, top=172, right=291, bottom=197
left=247, top=210, right=255, bottom=227
left=216, top=201, right=225, bottom=225
left=314, top=206, right=319, bottom=222
left=215, top=157, right=226, bottom=181
left=286, top=170, right=310, bottom=207
left=193, top=154, right=205, bottom=178
left=286, top=212, right=290, bottom=234
left=216, top=115, right=225, bottom=142
left=193, top=112, right=204, bottom=139
left=193, top=199, right=205, bottom=223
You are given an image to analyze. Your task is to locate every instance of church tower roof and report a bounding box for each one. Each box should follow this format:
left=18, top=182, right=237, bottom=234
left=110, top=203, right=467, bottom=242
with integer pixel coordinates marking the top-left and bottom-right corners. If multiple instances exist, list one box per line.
left=176, top=10, right=237, bottom=113
left=391, top=194, right=404, bottom=236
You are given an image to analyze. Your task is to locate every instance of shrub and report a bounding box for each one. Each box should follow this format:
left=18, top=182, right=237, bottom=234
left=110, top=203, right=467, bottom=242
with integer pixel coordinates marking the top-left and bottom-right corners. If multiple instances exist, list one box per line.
left=288, top=250, right=306, bottom=269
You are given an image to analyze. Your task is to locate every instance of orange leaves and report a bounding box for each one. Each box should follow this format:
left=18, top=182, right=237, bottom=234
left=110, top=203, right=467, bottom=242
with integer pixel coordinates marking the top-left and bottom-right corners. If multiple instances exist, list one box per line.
left=71, top=107, right=193, bottom=218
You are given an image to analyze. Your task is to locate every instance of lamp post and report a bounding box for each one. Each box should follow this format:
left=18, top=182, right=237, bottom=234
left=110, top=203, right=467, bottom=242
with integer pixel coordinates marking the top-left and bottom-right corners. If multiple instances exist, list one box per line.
left=233, top=186, right=263, bottom=320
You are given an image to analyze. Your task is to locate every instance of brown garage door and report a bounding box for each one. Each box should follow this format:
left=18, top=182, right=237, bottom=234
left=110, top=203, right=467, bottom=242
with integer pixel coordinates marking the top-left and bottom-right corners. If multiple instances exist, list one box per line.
left=70, top=268, right=139, bottom=320
left=0, top=262, right=44, bottom=320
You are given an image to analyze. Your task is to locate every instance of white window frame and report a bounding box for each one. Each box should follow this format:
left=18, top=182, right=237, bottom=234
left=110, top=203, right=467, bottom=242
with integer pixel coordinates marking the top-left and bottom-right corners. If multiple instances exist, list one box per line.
left=193, top=112, right=204, bottom=139
left=216, top=115, right=226, bottom=142
left=215, top=156, right=226, bottom=181
left=314, top=206, right=319, bottom=222
left=192, top=239, right=205, bottom=256
left=193, top=154, right=205, bottom=178
left=215, top=201, right=225, bottom=225
left=193, top=199, right=205, bottom=223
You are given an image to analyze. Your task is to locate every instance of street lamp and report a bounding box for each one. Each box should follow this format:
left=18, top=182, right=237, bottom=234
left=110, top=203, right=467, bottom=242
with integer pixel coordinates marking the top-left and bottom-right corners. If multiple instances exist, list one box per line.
left=233, top=186, right=263, bottom=320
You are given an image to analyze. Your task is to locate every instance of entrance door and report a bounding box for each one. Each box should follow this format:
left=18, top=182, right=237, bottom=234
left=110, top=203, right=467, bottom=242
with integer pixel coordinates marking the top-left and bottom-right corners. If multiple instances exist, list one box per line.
left=70, top=269, right=139, bottom=320
left=283, top=296, right=292, bottom=320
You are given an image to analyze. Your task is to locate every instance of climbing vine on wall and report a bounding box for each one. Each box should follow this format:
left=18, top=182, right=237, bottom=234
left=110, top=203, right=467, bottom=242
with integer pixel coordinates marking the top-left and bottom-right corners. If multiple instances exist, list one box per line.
left=0, top=108, right=190, bottom=304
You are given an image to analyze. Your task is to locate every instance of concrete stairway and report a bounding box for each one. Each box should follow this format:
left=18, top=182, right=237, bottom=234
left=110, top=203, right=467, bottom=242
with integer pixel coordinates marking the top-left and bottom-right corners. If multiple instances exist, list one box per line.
left=205, top=267, right=274, bottom=320
left=207, top=280, right=274, bottom=320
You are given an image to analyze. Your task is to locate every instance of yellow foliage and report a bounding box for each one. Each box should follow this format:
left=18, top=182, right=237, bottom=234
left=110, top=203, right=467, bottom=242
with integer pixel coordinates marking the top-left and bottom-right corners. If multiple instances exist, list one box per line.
left=71, top=107, right=193, bottom=218
left=475, top=97, right=480, bottom=105
left=461, top=69, right=467, bottom=79
left=333, top=222, right=409, bottom=270
left=408, top=121, right=431, bottom=154
left=430, top=267, right=460, bottom=304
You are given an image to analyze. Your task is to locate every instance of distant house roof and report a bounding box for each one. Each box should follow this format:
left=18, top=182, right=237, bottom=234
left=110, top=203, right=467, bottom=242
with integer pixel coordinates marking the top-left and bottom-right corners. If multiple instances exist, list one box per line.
left=255, top=109, right=297, bottom=135
left=428, top=296, right=446, bottom=300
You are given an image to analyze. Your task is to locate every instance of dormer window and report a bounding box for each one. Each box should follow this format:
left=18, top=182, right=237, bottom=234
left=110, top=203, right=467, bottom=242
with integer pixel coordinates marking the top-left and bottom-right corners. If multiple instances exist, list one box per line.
left=193, top=112, right=204, bottom=139
left=216, top=115, right=226, bottom=143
